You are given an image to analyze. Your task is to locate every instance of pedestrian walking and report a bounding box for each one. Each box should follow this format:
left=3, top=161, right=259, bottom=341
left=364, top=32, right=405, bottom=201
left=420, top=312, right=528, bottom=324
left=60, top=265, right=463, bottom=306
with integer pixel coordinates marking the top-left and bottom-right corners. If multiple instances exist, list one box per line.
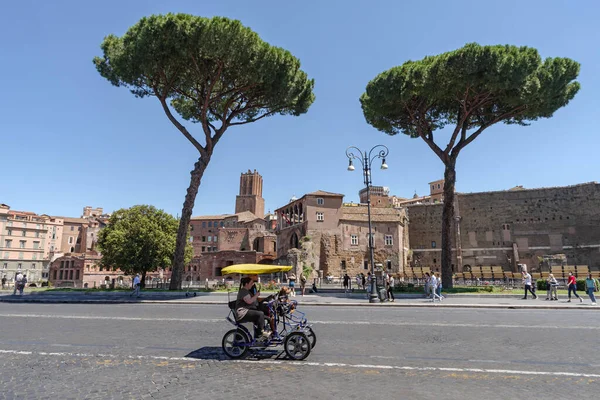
left=13, top=272, right=23, bottom=295
left=287, top=272, right=296, bottom=297
left=343, top=273, right=350, bottom=292
left=361, top=273, right=366, bottom=290
left=435, top=272, right=444, bottom=300
left=584, top=273, right=597, bottom=305
left=546, top=273, right=558, bottom=301
left=1, top=275, right=6, bottom=289
left=424, top=273, right=431, bottom=298
left=386, top=274, right=395, bottom=302
left=17, top=274, right=27, bottom=295
left=429, top=273, right=442, bottom=302
left=300, top=273, right=307, bottom=297
left=567, top=272, right=583, bottom=303
left=366, top=272, right=372, bottom=298
left=130, top=274, right=141, bottom=298
left=521, top=271, right=537, bottom=299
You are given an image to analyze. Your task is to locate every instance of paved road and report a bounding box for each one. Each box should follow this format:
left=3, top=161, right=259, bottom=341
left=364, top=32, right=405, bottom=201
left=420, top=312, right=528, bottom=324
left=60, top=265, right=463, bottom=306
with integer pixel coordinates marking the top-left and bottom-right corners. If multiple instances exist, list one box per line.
left=0, top=303, right=598, bottom=399
left=4, top=290, right=600, bottom=310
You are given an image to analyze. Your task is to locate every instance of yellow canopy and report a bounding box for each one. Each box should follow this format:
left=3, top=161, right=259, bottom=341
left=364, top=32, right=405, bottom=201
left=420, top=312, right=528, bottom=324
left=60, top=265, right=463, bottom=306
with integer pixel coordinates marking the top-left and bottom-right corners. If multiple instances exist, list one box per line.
left=221, top=264, right=293, bottom=275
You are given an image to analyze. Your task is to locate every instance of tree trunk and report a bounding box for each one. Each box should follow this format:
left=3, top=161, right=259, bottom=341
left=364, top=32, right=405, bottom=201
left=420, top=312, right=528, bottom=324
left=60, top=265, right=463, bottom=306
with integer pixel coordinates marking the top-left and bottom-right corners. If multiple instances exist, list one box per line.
left=141, top=270, right=147, bottom=289
left=441, top=161, right=457, bottom=289
left=169, top=156, right=210, bottom=290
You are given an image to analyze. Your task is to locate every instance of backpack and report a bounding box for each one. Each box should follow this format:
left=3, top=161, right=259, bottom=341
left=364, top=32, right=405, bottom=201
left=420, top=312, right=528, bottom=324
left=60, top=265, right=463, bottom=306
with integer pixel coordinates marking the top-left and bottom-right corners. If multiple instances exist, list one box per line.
left=300, top=274, right=306, bottom=284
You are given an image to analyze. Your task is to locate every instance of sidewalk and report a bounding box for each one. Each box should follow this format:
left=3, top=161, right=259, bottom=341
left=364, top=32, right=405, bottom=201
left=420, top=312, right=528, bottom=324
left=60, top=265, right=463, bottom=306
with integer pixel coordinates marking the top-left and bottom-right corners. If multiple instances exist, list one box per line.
left=0, top=290, right=598, bottom=309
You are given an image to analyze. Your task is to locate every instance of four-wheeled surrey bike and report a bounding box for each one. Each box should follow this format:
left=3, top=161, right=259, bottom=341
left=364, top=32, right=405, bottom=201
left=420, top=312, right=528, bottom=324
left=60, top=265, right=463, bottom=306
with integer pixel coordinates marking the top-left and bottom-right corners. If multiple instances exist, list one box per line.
left=220, top=264, right=316, bottom=361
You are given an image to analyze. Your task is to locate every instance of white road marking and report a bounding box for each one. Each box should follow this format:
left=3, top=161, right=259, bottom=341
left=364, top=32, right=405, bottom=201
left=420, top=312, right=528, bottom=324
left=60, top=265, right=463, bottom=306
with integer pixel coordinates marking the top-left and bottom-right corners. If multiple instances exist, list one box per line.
left=0, top=349, right=598, bottom=378
left=0, top=313, right=597, bottom=330
left=0, top=313, right=223, bottom=323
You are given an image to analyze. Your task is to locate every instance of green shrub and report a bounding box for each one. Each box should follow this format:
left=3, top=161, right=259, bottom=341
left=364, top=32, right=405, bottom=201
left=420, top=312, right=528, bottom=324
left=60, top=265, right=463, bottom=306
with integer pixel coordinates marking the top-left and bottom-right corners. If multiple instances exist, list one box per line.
left=536, top=279, right=585, bottom=291
left=536, top=279, right=549, bottom=291
left=392, top=282, right=417, bottom=292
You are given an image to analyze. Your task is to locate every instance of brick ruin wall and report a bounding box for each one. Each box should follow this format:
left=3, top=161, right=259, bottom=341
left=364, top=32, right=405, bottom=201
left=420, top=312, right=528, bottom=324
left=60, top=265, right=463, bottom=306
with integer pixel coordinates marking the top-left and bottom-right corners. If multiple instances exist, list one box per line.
left=218, top=229, right=249, bottom=251
left=279, top=229, right=405, bottom=279
left=407, top=182, right=600, bottom=272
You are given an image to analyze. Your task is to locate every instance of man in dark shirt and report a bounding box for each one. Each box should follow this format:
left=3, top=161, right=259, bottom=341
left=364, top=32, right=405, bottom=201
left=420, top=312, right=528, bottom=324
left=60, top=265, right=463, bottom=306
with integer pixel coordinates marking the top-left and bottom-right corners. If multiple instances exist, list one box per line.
left=236, top=277, right=269, bottom=339
left=343, top=274, right=350, bottom=292
left=247, top=274, right=275, bottom=333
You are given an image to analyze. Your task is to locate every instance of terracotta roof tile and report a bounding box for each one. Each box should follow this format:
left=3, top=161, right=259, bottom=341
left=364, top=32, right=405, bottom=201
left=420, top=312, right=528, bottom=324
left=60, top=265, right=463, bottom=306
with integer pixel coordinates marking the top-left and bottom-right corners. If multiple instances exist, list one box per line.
left=307, top=190, right=344, bottom=197
left=235, top=211, right=260, bottom=223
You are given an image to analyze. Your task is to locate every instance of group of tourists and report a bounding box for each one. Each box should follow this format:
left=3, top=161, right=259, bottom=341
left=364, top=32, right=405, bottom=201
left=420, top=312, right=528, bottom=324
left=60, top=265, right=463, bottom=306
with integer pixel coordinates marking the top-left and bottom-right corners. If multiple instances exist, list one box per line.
left=284, top=271, right=308, bottom=296
left=357, top=272, right=396, bottom=301
left=521, top=270, right=598, bottom=305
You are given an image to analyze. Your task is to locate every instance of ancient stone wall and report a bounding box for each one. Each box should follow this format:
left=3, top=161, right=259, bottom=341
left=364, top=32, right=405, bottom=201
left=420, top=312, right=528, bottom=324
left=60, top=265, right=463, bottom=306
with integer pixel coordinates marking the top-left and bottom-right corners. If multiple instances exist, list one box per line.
left=407, top=182, right=600, bottom=271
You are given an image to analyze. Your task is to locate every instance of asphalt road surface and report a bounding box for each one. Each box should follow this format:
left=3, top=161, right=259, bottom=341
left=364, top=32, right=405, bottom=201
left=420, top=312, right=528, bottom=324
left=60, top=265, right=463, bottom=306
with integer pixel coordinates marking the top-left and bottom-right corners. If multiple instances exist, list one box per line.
left=0, top=303, right=598, bottom=399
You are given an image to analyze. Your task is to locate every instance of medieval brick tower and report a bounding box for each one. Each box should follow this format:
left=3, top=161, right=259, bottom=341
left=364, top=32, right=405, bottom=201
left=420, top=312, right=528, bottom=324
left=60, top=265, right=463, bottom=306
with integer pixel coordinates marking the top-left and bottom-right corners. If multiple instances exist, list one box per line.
left=235, top=170, right=265, bottom=218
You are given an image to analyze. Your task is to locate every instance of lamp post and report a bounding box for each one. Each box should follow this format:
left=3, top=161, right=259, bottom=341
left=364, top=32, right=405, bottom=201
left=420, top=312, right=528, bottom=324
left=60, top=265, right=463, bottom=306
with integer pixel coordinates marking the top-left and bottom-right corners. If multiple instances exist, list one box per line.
left=346, top=145, right=389, bottom=303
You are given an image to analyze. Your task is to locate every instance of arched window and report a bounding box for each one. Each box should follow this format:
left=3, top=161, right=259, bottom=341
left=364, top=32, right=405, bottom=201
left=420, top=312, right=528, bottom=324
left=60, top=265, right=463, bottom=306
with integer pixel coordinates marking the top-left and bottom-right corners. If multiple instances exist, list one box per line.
left=290, top=233, right=299, bottom=249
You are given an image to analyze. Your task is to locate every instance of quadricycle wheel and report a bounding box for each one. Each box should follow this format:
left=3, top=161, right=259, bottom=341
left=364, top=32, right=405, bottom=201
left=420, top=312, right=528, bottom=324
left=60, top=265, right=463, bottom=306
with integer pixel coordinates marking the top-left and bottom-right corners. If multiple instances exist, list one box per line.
left=284, top=331, right=311, bottom=360
left=222, top=329, right=250, bottom=359
left=305, top=327, right=317, bottom=349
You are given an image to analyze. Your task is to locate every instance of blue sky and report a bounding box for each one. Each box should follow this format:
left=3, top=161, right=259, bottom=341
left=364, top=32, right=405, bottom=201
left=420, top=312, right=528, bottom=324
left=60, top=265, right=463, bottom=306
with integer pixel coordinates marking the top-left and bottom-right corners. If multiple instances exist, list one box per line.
left=1, top=0, right=598, bottom=218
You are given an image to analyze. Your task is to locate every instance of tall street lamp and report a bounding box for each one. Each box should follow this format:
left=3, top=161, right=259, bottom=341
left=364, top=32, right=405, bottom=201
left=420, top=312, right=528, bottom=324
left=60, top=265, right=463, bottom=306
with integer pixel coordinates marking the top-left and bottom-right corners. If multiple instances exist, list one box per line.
left=346, top=145, right=389, bottom=303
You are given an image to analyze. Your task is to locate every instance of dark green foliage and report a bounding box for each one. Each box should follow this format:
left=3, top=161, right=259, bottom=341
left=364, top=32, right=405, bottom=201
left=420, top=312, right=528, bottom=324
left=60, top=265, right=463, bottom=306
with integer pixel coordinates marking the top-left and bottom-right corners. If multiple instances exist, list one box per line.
left=97, top=205, right=192, bottom=276
left=94, top=14, right=314, bottom=133
left=361, top=43, right=579, bottom=145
